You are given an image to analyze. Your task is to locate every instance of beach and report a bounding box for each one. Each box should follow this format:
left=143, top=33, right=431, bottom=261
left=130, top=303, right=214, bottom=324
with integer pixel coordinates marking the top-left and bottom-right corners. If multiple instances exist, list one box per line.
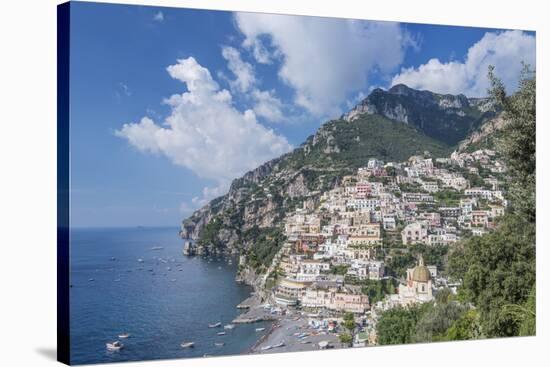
left=234, top=295, right=344, bottom=354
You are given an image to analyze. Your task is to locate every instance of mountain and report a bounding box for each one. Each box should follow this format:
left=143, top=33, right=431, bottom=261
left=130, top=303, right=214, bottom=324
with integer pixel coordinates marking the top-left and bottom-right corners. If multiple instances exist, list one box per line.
left=180, top=84, right=498, bottom=279
left=342, top=84, right=496, bottom=145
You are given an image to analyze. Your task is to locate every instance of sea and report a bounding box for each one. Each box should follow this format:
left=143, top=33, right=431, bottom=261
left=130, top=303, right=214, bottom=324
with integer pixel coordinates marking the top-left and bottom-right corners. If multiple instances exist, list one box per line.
left=70, top=227, right=270, bottom=365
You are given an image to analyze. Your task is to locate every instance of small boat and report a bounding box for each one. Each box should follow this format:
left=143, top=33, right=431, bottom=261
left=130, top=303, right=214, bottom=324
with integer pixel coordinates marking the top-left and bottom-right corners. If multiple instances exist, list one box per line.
left=170, top=279, right=177, bottom=282
left=273, top=342, right=285, bottom=348
left=109, top=257, right=116, bottom=261
left=151, top=246, right=164, bottom=251
left=138, top=258, right=144, bottom=263
left=181, top=342, right=195, bottom=348
left=223, top=324, right=235, bottom=330
left=208, top=322, right=222, bottom=328
left=88, top=278, right=94, bottom=282
left=118, top=333, right=130, bottom=339
left=114, top=279, right=121, bottom=282
left=255, top=327, right=265, bottom=332
left=217, top=332, right=226, bottom=336
left=260, top=345, right=272, bottom=351
left=106, top=341, right=123, bottom=351
left=214, top=342, right=225, bottom=347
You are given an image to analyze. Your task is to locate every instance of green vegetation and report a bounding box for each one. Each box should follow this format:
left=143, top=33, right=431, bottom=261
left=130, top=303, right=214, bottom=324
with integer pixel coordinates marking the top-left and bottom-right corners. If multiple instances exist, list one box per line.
left=339, top=333, right=353, bottom=345
left=447, top=66, right=536, bottom=338
left=434, top=189, right=462, bottom=206
left=243, top=226, right=286, bottom=271
left=330, top=264, right=349, bottom=275
left=360, top=279, right=397, bottom=304
left=197, top=216, right=224, bottom=248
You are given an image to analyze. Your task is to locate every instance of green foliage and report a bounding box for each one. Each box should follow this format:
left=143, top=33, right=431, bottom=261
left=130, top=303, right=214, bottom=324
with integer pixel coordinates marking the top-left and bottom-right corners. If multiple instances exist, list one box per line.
left=243, top=226, right=286, bottom=271
left=434, top=189, right=462, bottom=206
left=377, top=304, right=430, bottom=345
left=448, top=215, right=535, bottom=337
left=412, top=302, right=468, bottom=342
left=330, top=264, right=350, bottom=275
left=489, top=64, right=536, bottom=222
left=285, top=114, right=451, bottom=172
left=343, top=312, right=356, bottom=332
left=339, top=333, right=353, bottom=345
left=360, top=279, right=396, bottom=304
left=445, top=309, right=483, bottom=340
left=197, top=216, right=224, bottom=248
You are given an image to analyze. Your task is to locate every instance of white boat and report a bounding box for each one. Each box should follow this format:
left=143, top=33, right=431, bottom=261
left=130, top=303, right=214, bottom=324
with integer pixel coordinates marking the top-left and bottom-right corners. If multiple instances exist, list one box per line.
left=181, top=342, right=195, bottom=348
left=151, top=246, right=164, bottom=251
left=118, top=333, right=130, bottom=339
left=106, top=341, right=124, bottom=351
left=273, top=342, right=285, bottom=348
left=138, top=258, right=144, bottom=263
left=260, top=345, right=272, bottom=351
left=208, top=322, right=222, bottom=328
left=223, top=324, right=235, bottom=330
left=217, top=332, right=226, bottom=336
left=255, top=327, right=265, bottom=332
left=214, top=342, right=225, bottom=347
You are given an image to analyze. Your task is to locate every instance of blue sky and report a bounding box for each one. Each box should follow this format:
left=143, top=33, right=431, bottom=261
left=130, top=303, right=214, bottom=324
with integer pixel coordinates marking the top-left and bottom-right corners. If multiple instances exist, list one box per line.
left=68, top=1, right=535, bottom=227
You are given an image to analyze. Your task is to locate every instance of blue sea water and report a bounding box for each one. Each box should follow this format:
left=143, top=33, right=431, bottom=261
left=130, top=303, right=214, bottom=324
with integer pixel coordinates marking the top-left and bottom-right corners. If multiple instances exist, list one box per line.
left=70, top=227, right=269, bottom=365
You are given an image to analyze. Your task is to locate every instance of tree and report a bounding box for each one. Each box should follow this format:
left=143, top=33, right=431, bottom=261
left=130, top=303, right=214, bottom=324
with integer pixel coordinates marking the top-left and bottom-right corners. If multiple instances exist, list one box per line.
left=412, top=302, right=468, bottom=342
left=343, top=312, right=356, bottom=331
left=448, top=66, right=536, bottom=338
left=488, top=64, right=536, bottom=222
left=445, top=309, right=483, bottom=341
left=377, top=304, right=429, bottom=345
left=339, top=333, right=353, bottom=346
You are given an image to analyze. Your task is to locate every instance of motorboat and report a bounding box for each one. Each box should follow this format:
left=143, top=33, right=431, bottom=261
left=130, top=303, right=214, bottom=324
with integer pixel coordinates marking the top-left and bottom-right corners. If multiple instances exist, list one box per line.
left=106, top=341, right=124, bottom=351
left=223, top=324, right=235, bottom=330
left=208, top=322, right=222, bottom=328
left=118, top=333, right=130, bottom=339
left=255, top=327, right=265, bottom=332
left=181, top=342, right=195, bottom=348
left=217, top=332, right=226, bottom=336
left=214, top=342, right=225, bottom=347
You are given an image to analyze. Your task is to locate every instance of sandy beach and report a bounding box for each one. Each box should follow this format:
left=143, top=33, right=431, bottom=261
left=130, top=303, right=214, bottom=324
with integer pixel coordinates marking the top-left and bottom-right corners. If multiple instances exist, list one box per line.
left=233, top=295, right=344, bottom=354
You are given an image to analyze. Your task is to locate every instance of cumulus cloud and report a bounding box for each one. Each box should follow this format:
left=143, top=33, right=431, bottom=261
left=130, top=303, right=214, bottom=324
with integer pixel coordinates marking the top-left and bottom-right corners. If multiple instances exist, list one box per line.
left=234, top=13, right=410, bottom=116
left=221, top=46, right=256, bottom=93
left=220, top=46, right=285, bottom=122
left=116, top=57, right=292, bottom=195
left=391, top=30, right=536, bottom=97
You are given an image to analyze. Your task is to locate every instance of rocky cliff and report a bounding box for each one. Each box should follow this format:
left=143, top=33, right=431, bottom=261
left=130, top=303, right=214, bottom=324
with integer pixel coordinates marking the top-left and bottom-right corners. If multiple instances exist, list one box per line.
left=342, top=84, right=497, bottom=145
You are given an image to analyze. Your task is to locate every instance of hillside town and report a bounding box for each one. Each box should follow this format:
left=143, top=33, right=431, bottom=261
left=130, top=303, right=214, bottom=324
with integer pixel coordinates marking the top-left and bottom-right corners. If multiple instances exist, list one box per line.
left=259, top=148, right=508, bottom=347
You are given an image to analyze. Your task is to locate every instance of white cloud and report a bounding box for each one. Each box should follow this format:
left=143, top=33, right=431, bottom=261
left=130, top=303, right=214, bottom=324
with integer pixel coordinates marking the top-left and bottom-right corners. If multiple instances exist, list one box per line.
left=220, top=46, right=285, bottom=123
left=391, top=30, right=536, bottom=97
left=221, top=46, right=256, bottom=93
left=153, top=11, right=164, bottom=22
left=116, top=57, right=292, bottom=192
left=252, top=89, right=285, bottom=122
left=234, top=13, right=410, bottom=116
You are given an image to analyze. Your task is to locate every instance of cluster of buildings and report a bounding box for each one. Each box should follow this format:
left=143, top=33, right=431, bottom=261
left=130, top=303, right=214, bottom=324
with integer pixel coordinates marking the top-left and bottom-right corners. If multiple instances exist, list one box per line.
left=267, top=149, right=507, bottom=325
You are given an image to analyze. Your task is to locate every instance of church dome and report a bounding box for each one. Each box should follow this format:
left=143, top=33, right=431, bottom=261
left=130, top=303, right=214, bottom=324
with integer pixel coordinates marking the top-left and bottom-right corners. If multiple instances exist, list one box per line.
left=412, top=265, right=431, bottom=282
left=412, top=256, right=431, bottom=282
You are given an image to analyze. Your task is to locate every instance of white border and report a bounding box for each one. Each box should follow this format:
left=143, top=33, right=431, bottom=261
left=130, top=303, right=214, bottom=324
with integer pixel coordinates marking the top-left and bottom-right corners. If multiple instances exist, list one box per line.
left=0, top=1, right=546, bottom=366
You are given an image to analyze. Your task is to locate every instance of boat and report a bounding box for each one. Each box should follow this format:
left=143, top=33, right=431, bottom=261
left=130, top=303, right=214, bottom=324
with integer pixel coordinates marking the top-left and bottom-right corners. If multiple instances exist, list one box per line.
left=214, top=342, right=225, bottom=347
left=273, top=342, right=285, bottom=348
left=208, top=322, right=222, bottom=328
left=255, top=327, right=265, bottom=332
left=137, top=258, right=144, bottom=263
left=217, top=332, right=226, bottom=336
left=106, top=341, right=124, bottom=351
left=260, top=345, right=272, bottom=351
left=88, top=278, right=94, bottom=282
left=223, top=324, right=235, bottom=330
left=118, top=333, right=130, bottom=339
left=180, top=342, right=195, bottom=348
left=151, top=246, right=164, bottom=251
